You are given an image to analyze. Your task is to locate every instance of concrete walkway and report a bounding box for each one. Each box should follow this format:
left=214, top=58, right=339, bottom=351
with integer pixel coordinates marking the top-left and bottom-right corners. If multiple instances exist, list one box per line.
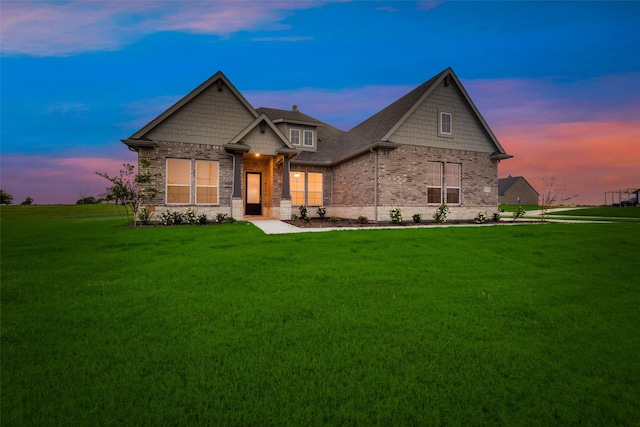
left=248, top=220, right=396, bottom=234
left=248, top=207, right=622, bottom=235
left=248, top=219, right=545, bottom=235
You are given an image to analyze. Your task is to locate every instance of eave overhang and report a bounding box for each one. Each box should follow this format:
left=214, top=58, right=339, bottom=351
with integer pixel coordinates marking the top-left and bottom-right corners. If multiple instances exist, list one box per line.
left=223, top=142, right=251, bottom=153
left=271, top=118, right=320, bottom=127
left=121, top=138, right=155, bottom=151
left=292, top=141, right=401, bottom=166
left=490, top=152, right=513, bottom=161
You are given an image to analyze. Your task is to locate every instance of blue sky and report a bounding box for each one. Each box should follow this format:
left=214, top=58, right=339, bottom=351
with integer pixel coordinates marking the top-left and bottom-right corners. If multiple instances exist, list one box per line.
left=1, top=0, right=639, bottom=205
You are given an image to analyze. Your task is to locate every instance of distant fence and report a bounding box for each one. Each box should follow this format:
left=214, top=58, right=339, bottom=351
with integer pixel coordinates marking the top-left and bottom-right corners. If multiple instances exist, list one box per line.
left=605, top=188, right=639, bottom=206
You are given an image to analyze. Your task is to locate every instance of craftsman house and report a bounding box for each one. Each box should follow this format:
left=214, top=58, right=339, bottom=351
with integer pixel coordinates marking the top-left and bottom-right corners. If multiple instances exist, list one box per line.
left=123, top=67, right=511, bottom=221
left=498, top=175, right=539, bottom=206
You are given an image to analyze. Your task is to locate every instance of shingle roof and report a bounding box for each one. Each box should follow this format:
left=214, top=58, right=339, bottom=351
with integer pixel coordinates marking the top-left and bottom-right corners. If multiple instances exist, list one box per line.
left=254, top=67, right=510, bottom=165
left=256, top=107, right=346, bottom=164
left=332, top=69, right=447, bottom=161
left=256, top=107, right=323, bottom=126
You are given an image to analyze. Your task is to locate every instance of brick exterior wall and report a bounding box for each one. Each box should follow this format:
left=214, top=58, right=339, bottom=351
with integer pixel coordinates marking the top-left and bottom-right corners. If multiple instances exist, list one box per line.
left=288, top=164, right=332, bottom=213
left=137, top=142, right=234, bottom=219
left=331, top=152, right=376, bottom=206
left=326, top=145, right=500, bottom=221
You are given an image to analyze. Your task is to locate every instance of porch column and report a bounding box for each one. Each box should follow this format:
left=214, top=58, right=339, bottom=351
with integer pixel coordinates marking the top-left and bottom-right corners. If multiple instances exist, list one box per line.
left=282, top=155, right=291, bottom=199
left=233, top=152, right=243, bottom=198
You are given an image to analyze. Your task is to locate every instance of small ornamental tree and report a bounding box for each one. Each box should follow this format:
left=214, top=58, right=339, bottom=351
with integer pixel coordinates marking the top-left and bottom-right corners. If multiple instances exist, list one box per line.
left=1, top=189, right=14, bottom=205
left=96, top=160, right=157, bottom=226
left=538, top=176, right=578, bottom=221
left=20, top=197, right=34, bottom=206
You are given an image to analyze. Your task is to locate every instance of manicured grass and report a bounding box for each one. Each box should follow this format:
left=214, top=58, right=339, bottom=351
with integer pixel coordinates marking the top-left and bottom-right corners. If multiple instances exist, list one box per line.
left=0, top=203, right=121, bottom=220
left=2, top=206, right=639, bottom=425
left=549, top=206, right=640, bottom=219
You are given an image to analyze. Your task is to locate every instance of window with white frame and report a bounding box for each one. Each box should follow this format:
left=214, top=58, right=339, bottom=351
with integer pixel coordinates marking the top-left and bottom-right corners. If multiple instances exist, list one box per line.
left=426, top=162, right=461, bottom=205
left=427, top=162, right=443, bottom=204
left=290, top=129, right=300, bottom=145
left=439, top=112, right=452, bottom=135
left=303, top=130, right=314, bottom=147
left=445, top=163, right=461, bottom=204
left=167, top=158, right=191, bottom=204
left=289, top=171, right=323, bottom=205
left=196, top=160, right=219, bottom=204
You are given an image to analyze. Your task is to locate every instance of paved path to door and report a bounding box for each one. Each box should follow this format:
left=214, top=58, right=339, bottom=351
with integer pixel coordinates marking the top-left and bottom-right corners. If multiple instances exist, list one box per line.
left=248, top=207, right=624, bottom=235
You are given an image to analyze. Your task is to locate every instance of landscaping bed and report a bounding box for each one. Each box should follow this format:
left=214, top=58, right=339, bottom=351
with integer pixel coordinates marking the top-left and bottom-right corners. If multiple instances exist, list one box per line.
left=284, top=218, right=496, bottom=228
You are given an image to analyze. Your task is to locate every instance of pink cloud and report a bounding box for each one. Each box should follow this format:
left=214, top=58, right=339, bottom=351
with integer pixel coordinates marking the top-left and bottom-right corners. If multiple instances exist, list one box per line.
left=0, top=1, right=329, bottom=56
left=1, top=154, right=136, bottom=205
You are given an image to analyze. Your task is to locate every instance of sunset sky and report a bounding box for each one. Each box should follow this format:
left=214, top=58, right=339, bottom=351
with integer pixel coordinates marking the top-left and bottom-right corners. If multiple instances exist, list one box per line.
left=2, top=0, right=639, bottom=206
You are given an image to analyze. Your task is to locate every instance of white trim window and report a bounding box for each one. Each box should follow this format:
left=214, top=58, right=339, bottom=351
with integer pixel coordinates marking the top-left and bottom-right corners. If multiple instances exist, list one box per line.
left=445, top=163, right=461, bottom=204
left=427, top=161, right=443, bottom=204
left=290, top=129, right=300, bottom=145
left=303, top=130, right=314, bottom=147
left=166, top=158, right=191, bottom=204
left=439, top=112, right=452, bottom=136
left=427, top=162, right=461, bottom=205
left=196, top=160, right=219, bottom=204
left=289, top=171, right=323, bottom=206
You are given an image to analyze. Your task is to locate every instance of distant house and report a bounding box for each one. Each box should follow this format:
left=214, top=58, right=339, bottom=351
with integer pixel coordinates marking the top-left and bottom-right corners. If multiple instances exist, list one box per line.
left=123, top=67, right=512, bottom=221
left=498, top=175, right=539, bottom=205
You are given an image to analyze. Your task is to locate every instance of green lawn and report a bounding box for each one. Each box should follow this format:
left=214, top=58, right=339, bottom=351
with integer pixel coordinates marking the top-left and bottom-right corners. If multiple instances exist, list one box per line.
left=2, top=206, right=639, bottom=425
left=549, top=206, right=640, bottom=219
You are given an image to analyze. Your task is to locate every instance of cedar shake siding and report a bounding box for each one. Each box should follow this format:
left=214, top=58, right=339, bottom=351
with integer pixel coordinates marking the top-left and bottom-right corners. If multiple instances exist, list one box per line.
left=146, top=81, right=256, bottom=146
left=390, top=80, right=497, bottom=153
left=123, top=68, right=511, bottom=221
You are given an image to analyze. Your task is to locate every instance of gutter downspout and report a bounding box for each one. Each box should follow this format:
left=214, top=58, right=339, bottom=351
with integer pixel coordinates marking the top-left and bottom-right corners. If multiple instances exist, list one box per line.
left=370, top=147, right=378, bottom=222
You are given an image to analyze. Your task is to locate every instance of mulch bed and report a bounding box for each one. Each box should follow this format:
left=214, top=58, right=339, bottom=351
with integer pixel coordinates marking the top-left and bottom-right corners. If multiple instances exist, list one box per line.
left=283, top=218, right=490, bottom=228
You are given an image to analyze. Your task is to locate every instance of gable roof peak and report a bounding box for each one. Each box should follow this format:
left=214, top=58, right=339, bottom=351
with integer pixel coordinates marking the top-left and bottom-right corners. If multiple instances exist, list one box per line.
left=127, top=70, right=257, bottom=141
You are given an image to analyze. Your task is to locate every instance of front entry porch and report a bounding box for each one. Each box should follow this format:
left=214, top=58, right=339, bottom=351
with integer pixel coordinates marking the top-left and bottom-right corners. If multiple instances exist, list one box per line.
left=226, top=151, right=294, bottom=220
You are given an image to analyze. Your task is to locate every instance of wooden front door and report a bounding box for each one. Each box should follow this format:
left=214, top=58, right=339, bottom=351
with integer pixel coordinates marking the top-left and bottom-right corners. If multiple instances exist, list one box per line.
left=245, top=172, right=262, bottom=216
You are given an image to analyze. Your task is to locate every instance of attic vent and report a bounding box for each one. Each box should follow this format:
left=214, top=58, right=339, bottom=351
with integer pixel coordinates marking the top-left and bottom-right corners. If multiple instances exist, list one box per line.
left=444, top=75, right=450, bottom=87
left=292, top=105, right=298, bottom=111
left=217, top=79, right=224, bottom=92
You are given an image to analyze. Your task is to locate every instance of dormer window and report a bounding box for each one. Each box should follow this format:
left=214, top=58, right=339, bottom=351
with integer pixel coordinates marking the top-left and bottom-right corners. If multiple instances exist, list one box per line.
left=290, top=128, right=315, bottom=148
left=303, top=130, right=314, bottom=146
left=290, top=129, right=300, bottom=145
